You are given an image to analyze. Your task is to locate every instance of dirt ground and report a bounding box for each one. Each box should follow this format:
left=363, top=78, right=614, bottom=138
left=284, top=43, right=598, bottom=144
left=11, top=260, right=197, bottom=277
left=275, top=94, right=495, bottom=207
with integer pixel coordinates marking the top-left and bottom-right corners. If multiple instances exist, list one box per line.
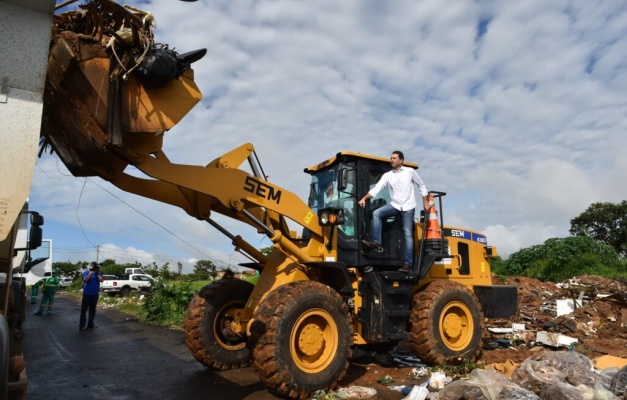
left=332, top=275, right=627, bottom=399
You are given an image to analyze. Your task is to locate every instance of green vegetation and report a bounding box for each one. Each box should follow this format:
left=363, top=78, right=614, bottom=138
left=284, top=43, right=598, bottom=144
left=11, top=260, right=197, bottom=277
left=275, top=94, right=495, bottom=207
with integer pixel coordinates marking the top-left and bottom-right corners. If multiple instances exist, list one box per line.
left=491, top=235, right=627, bottom=281
left=138, top=280, right=198, bottom=328
left=492, top=200, right=627, bottom=281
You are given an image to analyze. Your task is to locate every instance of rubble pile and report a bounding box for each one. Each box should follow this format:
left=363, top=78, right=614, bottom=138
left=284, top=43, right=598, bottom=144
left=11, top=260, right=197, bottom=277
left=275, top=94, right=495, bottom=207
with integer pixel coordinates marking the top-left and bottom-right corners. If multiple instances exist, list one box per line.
left=483, top=275, right=627, bottom=364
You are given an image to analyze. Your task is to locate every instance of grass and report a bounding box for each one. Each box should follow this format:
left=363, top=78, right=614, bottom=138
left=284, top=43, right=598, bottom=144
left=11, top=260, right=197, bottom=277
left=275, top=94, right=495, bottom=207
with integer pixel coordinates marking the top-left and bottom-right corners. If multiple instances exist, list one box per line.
left=432, top=356, right=482, bottom=379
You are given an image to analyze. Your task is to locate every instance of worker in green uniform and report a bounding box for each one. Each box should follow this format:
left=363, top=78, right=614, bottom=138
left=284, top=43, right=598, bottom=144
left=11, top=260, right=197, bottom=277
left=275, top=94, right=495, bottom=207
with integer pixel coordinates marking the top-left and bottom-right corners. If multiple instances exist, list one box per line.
left=30, top=278, right=44, bottom=304
left=34, top=270, right=61, bottom=315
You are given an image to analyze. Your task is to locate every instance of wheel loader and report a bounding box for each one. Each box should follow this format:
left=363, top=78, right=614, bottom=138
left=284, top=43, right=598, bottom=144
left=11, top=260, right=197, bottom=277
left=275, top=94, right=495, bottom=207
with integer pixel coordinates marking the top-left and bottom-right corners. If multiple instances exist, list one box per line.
left=5, top=1, right=518, bottom=398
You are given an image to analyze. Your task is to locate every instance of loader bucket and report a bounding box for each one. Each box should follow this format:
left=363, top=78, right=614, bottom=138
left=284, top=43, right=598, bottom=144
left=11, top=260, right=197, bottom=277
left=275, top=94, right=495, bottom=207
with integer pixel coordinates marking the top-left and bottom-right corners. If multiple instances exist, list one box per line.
left=40, top=1, right=202, bottom=179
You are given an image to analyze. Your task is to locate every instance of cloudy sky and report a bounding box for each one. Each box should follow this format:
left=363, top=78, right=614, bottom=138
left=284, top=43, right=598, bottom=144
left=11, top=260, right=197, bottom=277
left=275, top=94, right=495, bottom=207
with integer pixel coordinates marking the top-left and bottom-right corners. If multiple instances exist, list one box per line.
left=32, top=0, right=627, bottom=273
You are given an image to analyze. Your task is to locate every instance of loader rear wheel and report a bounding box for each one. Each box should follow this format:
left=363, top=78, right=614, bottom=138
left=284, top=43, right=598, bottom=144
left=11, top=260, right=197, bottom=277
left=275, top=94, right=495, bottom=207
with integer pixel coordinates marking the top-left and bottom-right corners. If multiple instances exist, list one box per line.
left=250, top=281, right=352, bottom=399
left=184, top=278, right=254, bottom=370
left=410, top=280, right=484, bottom=365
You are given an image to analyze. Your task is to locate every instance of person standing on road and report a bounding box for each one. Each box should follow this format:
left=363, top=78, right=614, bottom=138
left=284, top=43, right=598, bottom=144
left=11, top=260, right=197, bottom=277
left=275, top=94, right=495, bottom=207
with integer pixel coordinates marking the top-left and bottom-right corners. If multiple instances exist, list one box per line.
left=79, top=261, right=104, bottom=330
left=358, top=150, right=431, bottom=273
left=30, top=278, right=44, bottom=304
left=34, top=271, right=60, bottom=315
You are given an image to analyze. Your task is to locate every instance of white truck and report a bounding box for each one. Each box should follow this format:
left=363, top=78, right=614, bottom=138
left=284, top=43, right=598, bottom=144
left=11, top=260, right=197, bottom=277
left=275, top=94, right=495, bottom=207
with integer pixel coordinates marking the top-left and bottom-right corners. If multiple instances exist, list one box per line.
left=1, top=1, right=55, bottom=398
left=100, top=274, right=157, bottom=297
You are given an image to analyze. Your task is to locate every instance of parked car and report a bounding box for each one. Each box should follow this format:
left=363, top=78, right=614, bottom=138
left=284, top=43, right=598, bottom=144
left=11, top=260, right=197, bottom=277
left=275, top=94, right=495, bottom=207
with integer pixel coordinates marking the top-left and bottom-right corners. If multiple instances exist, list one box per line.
left=59, top=277, right=74, bottom=288
left=100, top=273, right=157, bottom=297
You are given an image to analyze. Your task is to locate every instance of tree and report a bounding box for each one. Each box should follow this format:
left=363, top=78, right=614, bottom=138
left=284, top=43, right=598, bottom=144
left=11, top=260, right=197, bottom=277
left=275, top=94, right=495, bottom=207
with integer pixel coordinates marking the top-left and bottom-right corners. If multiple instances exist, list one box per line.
left=159, top=262, right=173, bottom=281
left=176, top=262, right=183, bottom=278
left=143, top=262, right=160, bottom=278
left=191, top=260, right=217, bottom=280
left=260, top=246, right=274, bottom=256
left=52, top=261, right=80, bottom=278
left=570, top=201, right=627, bottom=258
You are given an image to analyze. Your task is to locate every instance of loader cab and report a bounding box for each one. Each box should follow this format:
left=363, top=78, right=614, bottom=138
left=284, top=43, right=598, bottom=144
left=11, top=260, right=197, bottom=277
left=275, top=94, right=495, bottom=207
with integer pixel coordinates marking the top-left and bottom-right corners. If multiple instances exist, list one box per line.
left=305, top=152, right=419, bottom=269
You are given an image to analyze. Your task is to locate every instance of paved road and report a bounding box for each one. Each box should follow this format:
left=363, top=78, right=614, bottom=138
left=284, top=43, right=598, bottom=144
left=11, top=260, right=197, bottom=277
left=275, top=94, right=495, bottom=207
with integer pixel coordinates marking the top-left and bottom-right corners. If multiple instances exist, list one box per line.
left=24, top=293, right=281, bottom=400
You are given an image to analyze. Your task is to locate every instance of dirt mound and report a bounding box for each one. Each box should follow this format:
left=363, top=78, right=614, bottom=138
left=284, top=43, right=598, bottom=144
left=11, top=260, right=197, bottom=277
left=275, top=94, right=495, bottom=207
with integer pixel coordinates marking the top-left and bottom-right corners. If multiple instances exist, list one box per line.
left=482, top=274, right=627, bottom=365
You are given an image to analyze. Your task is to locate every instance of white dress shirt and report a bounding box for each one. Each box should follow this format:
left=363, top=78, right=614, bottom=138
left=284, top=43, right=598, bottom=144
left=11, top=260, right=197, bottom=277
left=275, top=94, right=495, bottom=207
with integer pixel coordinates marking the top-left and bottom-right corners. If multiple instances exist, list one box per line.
left=368, top=166, right=428, bottom=211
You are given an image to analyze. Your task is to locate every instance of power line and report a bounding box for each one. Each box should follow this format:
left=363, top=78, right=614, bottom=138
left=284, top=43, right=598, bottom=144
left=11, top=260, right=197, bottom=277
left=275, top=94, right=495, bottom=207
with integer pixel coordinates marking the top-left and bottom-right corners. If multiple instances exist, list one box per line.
left=39, top=157, right=244, bottom=267
left=85, top=177, right=215, bottom=260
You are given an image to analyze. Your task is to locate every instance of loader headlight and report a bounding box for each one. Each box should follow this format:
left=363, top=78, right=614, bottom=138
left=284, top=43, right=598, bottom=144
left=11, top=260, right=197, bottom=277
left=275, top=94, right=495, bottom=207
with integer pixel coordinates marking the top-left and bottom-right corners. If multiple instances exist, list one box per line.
left=318, top=208, right=344, bottom=226
left=320, top=212, right=330, bottom=225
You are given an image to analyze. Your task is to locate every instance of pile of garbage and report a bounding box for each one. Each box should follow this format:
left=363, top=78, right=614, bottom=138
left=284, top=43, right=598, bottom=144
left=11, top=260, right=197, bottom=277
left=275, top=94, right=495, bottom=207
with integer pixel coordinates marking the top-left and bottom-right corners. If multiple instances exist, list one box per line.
left=320, top=351, right=627, bottom=399
left=327, top=275, right=627, bottom=399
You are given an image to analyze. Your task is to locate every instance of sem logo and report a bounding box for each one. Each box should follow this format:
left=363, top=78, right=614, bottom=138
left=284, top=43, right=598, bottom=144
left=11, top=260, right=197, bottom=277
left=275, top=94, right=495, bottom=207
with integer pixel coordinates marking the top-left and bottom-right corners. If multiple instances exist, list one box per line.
left=451, top=229, right=465, bottom=237
left=244, top=176, right=282, bottom=203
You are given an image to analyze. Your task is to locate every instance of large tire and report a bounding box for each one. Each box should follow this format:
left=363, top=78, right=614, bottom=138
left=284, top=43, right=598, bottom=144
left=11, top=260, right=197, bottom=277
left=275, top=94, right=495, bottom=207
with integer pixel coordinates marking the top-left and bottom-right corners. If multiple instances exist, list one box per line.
left=184, top=278, right=254, bottom=370
left=120, top=286, right=131, bottom=297
left=410, top=280, right=484, bottom=365
left=250, top=281, right=353, bottom=399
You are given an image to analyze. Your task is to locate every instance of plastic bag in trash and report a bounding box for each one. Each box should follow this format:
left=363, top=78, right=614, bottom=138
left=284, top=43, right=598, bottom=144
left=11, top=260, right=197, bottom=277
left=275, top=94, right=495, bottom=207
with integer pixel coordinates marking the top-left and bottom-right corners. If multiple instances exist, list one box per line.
left=610, top=364, right=627, bottom=397
left=429, top=371, right=451, bottom=389
left=336, top=385, right=377, bottom=398
left=511, top=351, right=596, bottom=394
left=468, top=368, right=511, bottom=400
left=134, top=45, right=178, bottom=89
left=497, top=385, right=541, bottom=399
left=436, top=380, right=487, bottom=400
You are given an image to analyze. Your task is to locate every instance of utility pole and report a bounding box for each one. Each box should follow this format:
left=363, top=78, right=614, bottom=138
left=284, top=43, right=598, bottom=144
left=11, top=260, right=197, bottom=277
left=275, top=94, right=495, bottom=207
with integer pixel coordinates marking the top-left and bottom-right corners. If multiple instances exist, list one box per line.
left=96, top=244, right=100, bottom=263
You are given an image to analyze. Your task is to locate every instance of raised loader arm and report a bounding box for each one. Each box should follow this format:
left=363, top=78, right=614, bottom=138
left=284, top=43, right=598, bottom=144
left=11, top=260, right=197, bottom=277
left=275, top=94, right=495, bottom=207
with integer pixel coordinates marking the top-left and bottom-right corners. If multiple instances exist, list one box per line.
left=106, top=143, right=325, bottom=265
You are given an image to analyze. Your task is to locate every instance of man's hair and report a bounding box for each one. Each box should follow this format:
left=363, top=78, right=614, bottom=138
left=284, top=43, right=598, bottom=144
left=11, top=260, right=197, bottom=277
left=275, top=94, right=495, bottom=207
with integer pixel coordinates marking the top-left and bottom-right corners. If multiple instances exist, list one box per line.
left=392, top=151, right=404, bottom=161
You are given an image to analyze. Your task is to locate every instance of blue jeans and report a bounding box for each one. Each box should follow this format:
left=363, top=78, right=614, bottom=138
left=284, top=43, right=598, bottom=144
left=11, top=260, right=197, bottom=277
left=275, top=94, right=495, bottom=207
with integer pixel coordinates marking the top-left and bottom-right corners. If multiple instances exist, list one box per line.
left=372, top=204, right=415, bottom=266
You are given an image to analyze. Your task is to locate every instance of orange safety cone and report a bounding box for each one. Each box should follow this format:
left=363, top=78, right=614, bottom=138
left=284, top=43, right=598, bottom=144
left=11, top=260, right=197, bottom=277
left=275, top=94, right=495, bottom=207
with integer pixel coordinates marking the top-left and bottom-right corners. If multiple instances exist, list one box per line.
left=424, top=195, right=442, bottom=240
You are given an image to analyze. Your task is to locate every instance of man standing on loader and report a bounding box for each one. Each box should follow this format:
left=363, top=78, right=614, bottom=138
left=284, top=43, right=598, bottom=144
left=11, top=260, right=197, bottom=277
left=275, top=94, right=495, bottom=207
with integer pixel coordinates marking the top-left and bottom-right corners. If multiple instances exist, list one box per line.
left=358, top=150, right=431, bottom=272
left=34, top=269, right=61, bottom=315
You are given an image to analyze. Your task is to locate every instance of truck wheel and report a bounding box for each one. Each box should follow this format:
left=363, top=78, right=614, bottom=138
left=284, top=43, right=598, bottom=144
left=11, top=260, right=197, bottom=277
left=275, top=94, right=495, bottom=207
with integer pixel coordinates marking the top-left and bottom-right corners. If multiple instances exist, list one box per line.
left=410, top=280, right=483, bottom=365
left=184, top=278, right=254, bottom=370
left=121, top=287, right=131, bottom=297
left=250, top=281, right=352, bottom=399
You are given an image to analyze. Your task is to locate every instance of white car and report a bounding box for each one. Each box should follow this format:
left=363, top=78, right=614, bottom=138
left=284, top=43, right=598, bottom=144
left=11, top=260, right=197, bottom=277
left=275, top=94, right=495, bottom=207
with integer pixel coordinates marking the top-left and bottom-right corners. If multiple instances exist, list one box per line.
left=59, top=277, right=74, bottom=288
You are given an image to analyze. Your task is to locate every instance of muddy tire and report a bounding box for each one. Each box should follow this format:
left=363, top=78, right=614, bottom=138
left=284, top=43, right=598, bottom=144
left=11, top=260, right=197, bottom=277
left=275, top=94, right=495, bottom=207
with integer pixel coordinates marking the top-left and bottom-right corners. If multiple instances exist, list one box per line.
left=120, top=286, right=131, bottom=297
left=184, top=278, right=254, bottom=370
left=410, top=280, right=484, bottom=365
left=250, top=281, right=352, bottom=399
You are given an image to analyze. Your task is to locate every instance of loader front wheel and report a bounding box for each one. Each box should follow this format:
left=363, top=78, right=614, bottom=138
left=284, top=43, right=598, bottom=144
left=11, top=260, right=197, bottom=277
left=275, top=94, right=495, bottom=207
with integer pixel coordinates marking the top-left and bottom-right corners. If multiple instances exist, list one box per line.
left=250, top=281, right=352, bottom=399
left=184, top=278, right=254, bottom=370
left=410, top=280, right=483, bottom=365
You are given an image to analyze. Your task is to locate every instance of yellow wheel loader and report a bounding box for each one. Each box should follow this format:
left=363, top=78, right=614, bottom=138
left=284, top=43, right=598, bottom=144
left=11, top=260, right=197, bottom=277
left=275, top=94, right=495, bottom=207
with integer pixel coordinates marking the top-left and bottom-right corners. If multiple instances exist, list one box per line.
left=4, top=1, right=518, bottom=398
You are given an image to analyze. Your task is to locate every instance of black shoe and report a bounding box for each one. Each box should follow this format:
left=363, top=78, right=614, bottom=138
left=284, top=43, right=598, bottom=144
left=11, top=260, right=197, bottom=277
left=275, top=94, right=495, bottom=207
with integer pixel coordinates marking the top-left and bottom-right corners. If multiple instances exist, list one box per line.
left=79, top=326, right=87, bottom=331
left=398, top=264, right=412, bottom=273
left=87, top=325, right=97, bottom=329
left=361, top=240, right=381, bottom=248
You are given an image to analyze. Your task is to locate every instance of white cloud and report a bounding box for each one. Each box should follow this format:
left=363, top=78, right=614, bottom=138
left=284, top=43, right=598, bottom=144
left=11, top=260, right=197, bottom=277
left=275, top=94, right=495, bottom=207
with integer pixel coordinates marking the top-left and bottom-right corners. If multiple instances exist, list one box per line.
left=36, top=0, right=627, bottom=264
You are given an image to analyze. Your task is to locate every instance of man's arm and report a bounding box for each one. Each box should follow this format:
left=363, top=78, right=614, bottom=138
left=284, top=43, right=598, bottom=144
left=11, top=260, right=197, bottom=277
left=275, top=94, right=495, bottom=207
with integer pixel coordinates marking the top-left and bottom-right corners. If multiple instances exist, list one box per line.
left=359, top=174, right=388, bottom=207
left=358, top=193, right=372, bottom=208
left=412, top=170, right=431, bottom=209
left=421, top=195, right=431, bottom=210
